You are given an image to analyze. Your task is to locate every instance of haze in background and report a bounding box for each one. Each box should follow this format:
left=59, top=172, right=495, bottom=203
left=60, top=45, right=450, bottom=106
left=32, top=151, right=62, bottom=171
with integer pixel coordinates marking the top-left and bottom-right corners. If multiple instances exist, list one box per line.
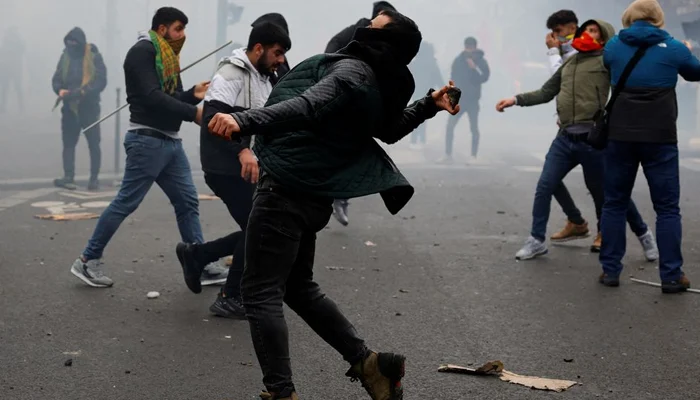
left=0, top=0, right=697, bottom=181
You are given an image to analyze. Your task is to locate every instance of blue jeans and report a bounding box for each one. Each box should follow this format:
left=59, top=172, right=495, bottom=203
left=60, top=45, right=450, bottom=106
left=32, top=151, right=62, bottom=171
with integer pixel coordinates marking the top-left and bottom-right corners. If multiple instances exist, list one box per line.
left=83, top=131, right=203, bottom=260
left=531, top=135, right=648, bottom=241
left=601, top=140, right=682, bottom=282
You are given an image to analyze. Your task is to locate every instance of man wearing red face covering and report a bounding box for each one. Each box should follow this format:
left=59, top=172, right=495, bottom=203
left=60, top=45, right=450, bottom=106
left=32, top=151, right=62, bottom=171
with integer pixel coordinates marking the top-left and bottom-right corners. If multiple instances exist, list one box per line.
left=496, top=20, right=657, bottom=262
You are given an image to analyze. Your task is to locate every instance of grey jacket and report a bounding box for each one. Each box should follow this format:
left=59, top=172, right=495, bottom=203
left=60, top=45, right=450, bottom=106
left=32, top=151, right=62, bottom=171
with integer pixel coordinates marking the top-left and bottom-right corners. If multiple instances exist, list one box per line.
left=199, top=48, right=272, bottom=176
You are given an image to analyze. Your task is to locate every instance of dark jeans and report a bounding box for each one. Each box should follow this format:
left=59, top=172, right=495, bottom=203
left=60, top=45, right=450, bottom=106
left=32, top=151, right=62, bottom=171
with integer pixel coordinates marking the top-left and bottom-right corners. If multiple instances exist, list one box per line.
left=531, top=135, right=648, bottom=242
left=83, top=131, right=202, bottom=260
left=445, top=103, right=480, bottom=157
left=242, top=177, right=369, bottom=393
left=553, top=183, right=585, bottom=226
left=195, top=173, right=254, bottom=298
left=601, top=141, right=682, bottom=282
left=61, top=106, right=101, bottom=180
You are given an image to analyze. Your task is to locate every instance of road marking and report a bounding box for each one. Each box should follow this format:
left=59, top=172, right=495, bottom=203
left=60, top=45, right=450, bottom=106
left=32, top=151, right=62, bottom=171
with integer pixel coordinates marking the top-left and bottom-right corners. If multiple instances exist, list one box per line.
left=0, top=188, right=60, bottom=212
left=59, top=190, right=118, bottom=200
left=81, top=201, right=112, bottom=208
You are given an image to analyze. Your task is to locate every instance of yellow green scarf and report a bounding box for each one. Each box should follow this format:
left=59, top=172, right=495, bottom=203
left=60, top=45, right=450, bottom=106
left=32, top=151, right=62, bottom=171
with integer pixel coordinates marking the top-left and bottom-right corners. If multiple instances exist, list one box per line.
left=148, top=30, right=181, bottom=94
left=60, top=44, right=95, bottom=114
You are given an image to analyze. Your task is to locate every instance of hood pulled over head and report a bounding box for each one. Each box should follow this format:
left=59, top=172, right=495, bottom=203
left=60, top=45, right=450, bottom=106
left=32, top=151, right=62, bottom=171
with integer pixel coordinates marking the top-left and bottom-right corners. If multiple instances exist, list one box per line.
left=372, top=1, right=396, bottom=19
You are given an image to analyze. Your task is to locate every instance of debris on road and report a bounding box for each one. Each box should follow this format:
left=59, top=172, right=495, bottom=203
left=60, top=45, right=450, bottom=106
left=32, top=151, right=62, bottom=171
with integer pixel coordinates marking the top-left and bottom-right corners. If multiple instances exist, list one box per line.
left=399, top=289, right=410, bottom=293
left=64, top=359, right=73, bottom=367
left=326, top=266, right=351, bottom=271
left=364, top=241, right=377, bottom=247
left=438, top=360, right=578, bottom=393
left=146, top=291, right=160, bottom=299
left=630, top=278, right=700, bottom=293
left=497, top=211, right=506, bottom=215
left=34, top=212, right=100, bottom=221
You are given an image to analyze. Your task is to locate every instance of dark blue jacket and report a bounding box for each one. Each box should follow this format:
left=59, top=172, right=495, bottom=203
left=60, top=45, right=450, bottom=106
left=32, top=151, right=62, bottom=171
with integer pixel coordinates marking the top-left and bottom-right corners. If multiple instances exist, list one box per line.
left=604, top=21, right=700, bottom=143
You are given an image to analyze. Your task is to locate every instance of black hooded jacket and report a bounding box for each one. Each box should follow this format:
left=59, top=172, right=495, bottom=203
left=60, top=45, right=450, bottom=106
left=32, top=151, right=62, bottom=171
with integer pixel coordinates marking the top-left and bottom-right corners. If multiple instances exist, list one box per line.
left=51, top=27, right=107, bottom=108
left=450, top=49, right=490, bottom=104
left=325, top=1, right=396, bottom=53
left=231, top=24, right=437, bottom=214
left=252, top=13, right=291, bottom=85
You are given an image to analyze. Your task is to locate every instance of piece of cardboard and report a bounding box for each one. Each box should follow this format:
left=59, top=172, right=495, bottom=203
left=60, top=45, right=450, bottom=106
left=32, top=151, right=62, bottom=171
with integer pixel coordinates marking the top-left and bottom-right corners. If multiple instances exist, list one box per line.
left=439, top=361, right=578, bottom=393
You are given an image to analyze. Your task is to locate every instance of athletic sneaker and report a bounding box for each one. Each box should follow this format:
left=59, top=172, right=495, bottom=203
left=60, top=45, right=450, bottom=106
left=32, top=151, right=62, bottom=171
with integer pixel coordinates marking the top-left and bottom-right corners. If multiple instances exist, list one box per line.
left=209, top=291, right=246, bottom=319
left=87, top=178, right=100, bottom=191
left=333, top=199, right=349, bottom=226
left=436, top=155, right=453, bottom=164
left=70, top=257, right=113, bottom=288
left=54, top=177, right=78, bottom=191
left=515, top=236, right=548, bottom=260
left=637, top=230, right=659, bottom=262
left=201, top=261, right=228, bottom=286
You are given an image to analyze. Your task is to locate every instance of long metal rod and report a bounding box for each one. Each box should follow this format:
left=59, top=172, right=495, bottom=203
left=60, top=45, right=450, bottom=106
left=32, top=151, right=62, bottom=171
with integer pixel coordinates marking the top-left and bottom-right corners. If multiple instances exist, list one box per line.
left=114, top=87, right=121, bottom=174
left=630, top=278, right=700, bottom=294
left=81, top=40, right=233, bottom=134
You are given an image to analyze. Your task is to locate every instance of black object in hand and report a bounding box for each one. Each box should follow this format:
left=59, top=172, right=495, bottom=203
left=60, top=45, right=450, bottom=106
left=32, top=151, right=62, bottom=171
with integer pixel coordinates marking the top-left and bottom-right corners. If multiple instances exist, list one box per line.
left=446, top=87, right=461, bottom=108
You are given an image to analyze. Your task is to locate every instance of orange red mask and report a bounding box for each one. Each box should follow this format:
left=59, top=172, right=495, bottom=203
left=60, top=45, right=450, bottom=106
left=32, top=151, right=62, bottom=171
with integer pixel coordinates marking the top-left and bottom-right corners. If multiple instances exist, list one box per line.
left=572, top=31, right=603, bottom=52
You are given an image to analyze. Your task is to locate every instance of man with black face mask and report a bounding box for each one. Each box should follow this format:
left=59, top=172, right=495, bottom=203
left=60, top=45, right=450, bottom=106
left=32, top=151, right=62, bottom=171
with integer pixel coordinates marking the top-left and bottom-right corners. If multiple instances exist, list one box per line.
left=51, top=27, right=107, bottom=190
left=324, top=1, right=397, bottom=227
left=205, top=9, right=459, bottom=400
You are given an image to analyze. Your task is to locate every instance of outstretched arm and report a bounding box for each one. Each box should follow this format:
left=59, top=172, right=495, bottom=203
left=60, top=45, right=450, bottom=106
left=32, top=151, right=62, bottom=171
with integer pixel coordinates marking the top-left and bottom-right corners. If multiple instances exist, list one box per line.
left=222, top=59, right=369, bottom=138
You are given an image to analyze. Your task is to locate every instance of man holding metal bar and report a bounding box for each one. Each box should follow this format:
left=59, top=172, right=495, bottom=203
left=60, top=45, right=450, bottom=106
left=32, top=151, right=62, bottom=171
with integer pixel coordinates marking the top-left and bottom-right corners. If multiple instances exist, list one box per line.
left=69, top=7, right=227, bottom=288
left=51, top=27, right=107, bottom=191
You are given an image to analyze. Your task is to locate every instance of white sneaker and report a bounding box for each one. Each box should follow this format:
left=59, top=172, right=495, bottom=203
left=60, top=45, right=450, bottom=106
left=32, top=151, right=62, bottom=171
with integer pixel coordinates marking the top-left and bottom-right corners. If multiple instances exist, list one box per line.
left=638, top=230, right=659, bottom=262
left=70, top=257, right=114, bottom=288
left=515, top=237, right=548, bottom=260
left=436, top=155, right=453, bottom=164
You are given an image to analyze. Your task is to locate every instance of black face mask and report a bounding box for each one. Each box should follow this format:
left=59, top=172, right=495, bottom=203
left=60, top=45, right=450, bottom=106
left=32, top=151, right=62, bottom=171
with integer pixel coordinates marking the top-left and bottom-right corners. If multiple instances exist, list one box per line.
left=66, top=43, right=83, bottom=57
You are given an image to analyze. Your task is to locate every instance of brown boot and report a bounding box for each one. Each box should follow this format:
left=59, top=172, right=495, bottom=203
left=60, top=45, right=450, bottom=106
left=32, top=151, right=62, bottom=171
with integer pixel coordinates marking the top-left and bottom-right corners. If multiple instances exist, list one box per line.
left=346, top=352, right=405, bottom=400
left=259, top=391, right=299, bottom=400
left=550, top=221, right=590, bottom=243
left=590, top=232, right=602, bottom=253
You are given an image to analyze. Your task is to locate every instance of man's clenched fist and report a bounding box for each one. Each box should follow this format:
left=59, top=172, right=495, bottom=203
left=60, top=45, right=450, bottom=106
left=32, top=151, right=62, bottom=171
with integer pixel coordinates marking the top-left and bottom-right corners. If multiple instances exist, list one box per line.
left=208, top=113, right=240, bottom=140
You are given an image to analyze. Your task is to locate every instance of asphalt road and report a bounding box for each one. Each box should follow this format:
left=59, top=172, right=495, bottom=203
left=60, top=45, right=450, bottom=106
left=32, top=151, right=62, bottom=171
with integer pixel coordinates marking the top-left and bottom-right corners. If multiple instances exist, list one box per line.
left=1, top=149, right=700, bottom=400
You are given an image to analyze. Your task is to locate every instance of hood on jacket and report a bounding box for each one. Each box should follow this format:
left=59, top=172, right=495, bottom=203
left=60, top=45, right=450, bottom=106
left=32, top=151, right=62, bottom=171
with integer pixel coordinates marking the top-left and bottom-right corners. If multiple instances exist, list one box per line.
left=619, top=20, right=670, bottom=46
left=576, top=19, right=616, bottom=44
left=372, top=1, right=396, bottom=19
left=219, top=47, right=270, bottom=82
left=622, top=0, right=664, bottom=28
left=64, top=27, right=86, bottom=46
left=251, top=13, right=288, bottom=34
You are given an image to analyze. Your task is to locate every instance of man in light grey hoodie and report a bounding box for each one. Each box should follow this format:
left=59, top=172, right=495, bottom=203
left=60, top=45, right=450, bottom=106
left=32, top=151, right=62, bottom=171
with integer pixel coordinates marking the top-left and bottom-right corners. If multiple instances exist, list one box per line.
left=176, top=21, right=291, bottom=319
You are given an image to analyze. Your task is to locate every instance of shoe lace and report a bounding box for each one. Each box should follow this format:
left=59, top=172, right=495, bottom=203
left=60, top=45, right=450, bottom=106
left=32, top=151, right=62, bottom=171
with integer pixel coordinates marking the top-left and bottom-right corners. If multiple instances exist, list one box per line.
left=346, top=370, right=375, bottom=398
left=87, top=260, right=106, bottom=277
